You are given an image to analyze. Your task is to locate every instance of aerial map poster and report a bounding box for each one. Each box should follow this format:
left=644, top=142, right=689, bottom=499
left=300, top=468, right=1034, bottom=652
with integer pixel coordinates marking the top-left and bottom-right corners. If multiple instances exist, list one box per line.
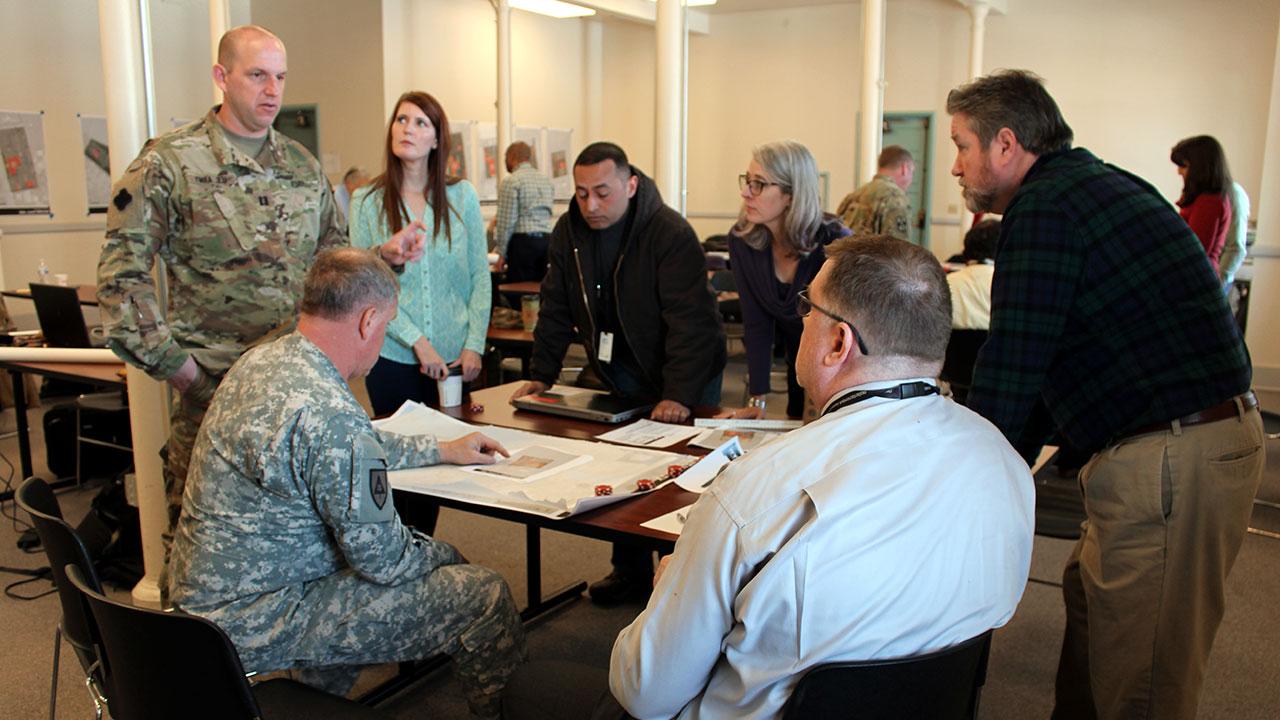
left=0, top=110, right=51, bottom=215
left=546, top=127, right=572, bottom=200
left=79, top=114, right=110, bottom=213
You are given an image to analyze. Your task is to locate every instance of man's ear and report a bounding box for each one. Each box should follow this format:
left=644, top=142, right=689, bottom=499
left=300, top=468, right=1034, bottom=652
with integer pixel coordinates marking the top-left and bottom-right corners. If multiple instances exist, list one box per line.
left=825, top=322, right=857, bottom=368
left=357, top=305, right=379, bottom=341
left=625, top=173, right=639, bottom=198
left=993, top=127, right=1020, bottom=164
left=212, top=63, right=229, bottom=93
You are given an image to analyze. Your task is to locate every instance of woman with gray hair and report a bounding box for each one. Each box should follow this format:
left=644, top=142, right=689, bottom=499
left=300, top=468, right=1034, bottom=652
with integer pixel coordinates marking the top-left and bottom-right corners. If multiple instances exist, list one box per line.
left=727, top=140, right=850, bottom=418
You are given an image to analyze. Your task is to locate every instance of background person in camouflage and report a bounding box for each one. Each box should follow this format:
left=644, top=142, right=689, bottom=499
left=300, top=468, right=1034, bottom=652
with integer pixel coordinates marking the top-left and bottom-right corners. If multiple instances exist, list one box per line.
left=836, top=145, right=915, bottom=241
left=96, top=26, right=418, bottom=569
left=168, top=248, right=523, bottom=717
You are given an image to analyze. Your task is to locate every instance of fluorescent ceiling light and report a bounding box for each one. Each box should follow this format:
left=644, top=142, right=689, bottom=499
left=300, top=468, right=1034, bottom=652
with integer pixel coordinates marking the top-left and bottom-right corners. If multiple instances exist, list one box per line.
left=510, top=0, right=596, bottom=18
left=646, top=0, right=718, bottom=5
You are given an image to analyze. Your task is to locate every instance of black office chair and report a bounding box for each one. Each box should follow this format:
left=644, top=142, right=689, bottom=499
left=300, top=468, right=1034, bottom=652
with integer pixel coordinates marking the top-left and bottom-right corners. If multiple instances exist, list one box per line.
left=940, top=329, right=989, bottom=405
left=62, top=564, right=389, bottom=720
left=782, top=630, right=993, bottom=720
left=14, top=476, right=109, bottom=720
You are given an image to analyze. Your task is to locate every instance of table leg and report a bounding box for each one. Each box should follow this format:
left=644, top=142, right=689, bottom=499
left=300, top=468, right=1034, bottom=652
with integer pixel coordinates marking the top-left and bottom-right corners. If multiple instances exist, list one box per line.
left=517, top=523, right=586, bottom=622
left=11, top=369, right=32, bottom=479
left=526, top=524, right=542, bottom=609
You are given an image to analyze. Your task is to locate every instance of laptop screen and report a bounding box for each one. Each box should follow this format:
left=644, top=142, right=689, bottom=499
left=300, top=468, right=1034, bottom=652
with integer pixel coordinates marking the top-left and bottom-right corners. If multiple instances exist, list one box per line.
left=28, top=283, right=93, bottom=348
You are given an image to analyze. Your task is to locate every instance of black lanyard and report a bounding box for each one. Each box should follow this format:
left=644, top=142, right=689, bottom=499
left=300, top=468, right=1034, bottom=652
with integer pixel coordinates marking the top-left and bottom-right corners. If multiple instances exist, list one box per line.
left=821, top=381, right=940, bottom=418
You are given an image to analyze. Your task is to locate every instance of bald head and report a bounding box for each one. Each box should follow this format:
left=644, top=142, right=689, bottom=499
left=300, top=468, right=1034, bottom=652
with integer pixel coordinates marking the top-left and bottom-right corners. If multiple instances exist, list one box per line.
left=217, top=25, right=284, bottom=70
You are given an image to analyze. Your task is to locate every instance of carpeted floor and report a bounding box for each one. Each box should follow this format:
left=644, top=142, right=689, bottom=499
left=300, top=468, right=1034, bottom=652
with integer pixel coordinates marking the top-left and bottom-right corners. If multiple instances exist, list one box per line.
left=1, top=374, right=1277, bottom=719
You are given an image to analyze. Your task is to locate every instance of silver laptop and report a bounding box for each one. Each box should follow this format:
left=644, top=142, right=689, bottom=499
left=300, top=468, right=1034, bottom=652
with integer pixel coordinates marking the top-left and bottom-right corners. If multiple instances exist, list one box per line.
left=512, top=387, right=654, bottom=424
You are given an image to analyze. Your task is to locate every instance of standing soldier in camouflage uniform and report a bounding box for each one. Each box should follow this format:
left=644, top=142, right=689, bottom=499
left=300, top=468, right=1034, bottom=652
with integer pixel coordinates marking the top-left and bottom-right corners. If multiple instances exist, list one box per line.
left=97, top=26, right=420, bottom=567
left=836, top=145, right=915, bottom=242
left=169, top=248, right=524, bottom=717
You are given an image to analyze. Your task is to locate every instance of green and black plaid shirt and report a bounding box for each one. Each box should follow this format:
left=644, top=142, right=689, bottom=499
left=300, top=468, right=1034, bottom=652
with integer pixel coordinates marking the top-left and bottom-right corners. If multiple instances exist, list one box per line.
left=968, top=148, right=1251, bottom=462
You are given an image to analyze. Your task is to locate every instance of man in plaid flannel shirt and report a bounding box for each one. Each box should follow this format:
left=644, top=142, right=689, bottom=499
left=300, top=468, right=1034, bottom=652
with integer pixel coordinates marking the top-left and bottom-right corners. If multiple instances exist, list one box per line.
left=947, top=70, right=1262, bottom=720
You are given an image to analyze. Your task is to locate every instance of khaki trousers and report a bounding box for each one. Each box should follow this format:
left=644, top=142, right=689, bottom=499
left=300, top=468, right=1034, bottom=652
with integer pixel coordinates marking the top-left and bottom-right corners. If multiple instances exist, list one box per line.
left=1052, top=404, right=1263, bottom=720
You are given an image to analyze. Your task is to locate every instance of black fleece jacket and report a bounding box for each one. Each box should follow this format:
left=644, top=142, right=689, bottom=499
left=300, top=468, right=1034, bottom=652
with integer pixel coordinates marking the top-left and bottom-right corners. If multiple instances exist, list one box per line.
left=529, top=168, right=726, bottom=407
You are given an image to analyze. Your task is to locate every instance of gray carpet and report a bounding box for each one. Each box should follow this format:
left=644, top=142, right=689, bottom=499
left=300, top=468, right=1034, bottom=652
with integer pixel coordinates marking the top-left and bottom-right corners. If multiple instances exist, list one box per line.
left=2, top=377, right=1277, bottom=719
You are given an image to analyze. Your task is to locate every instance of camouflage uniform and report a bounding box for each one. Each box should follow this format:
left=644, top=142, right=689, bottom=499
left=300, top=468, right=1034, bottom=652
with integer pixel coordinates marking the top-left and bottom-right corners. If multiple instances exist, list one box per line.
left=836, top=174, right=912, bottom=242
left=96, top=107, right=347, bottom=556
left=168, top=332, right=525, bottom=716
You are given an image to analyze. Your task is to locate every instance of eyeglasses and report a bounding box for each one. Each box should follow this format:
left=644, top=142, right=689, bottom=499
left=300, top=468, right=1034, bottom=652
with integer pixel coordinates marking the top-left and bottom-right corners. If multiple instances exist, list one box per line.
left=797, top=287, right=871, bottom=356
left=738, top=174, right=787, bottom=197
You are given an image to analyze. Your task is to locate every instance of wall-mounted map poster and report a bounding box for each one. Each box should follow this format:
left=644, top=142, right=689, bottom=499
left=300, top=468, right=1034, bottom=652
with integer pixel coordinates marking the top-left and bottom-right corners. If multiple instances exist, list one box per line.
left=79, top=114, right=110, bottom=213
left=0, top=110, right=51, bottom=215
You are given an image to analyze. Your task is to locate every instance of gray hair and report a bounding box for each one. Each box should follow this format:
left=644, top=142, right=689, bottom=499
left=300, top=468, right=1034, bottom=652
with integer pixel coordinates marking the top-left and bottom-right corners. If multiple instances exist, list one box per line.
left=301, top=248, right=399, bottom=320
left=946, top=69, right=1074, bottom=156
left=822, top=235, right=951, bottom=363
left=735, top=140, right=824, bottom=254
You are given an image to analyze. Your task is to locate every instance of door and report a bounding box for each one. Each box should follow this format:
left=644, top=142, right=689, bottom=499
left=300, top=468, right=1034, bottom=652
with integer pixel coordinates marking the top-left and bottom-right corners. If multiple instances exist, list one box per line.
left=272, top=105, right=319, bottom=158
left=882, top=113, right=932, bottom=248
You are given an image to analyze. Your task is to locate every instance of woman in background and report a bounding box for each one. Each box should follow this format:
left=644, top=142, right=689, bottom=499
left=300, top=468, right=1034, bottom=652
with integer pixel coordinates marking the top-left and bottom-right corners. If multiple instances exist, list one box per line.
left=726, top=140, right=850, bottom=419
left=351, top=90, right=491, bottom=415
left=1171, top=135, right=1233, bottom=273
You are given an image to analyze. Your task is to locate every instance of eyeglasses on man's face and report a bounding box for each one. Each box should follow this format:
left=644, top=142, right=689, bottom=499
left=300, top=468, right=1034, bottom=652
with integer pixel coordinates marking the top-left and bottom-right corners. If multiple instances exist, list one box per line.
left=738, top=174, right=787, bottom=197
left=796, top=287, right=871, bottom=356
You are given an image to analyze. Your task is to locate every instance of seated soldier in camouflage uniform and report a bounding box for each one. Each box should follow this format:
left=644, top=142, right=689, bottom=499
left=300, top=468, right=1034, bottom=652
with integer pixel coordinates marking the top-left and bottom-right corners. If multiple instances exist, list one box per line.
left=168, top=247, right=524, bottom=717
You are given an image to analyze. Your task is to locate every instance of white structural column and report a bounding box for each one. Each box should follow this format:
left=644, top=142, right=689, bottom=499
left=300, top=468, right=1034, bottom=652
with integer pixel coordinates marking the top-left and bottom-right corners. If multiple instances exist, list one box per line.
left=967, top=0, right=989, bottom=79
left=857, top=0, right=885, bottom=184
left=98, top=0, right=171, bottom=608
left=496, top=0, right=513, bottom=184
left=584, top=18, right=604, bottom=143
left=961, top=1, right=990, bottom=233
left=654, top=0, right=683, bottom=212
left=208, top=0, right=230, bottom=104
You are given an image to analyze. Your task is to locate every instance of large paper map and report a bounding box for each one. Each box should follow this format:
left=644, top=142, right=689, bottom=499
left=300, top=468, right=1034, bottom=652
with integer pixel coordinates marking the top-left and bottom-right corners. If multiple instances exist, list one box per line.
left=375, top=402, right=692, bottom=519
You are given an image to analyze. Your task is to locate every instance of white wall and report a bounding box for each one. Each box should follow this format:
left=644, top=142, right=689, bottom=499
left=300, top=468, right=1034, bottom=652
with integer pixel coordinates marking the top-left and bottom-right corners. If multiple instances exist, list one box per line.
left=0, top=0, right=213, bottom=319
left=381, top=0, right=588, bottom=167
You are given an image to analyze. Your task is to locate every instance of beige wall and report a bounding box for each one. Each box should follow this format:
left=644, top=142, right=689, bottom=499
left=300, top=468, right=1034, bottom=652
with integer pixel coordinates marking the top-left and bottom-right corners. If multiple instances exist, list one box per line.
left=252, top=0, right=387, bottom=184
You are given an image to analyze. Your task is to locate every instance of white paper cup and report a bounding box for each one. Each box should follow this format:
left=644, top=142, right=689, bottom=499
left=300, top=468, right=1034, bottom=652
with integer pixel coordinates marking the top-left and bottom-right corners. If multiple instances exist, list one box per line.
left=437, top=374, right=463, bottom=407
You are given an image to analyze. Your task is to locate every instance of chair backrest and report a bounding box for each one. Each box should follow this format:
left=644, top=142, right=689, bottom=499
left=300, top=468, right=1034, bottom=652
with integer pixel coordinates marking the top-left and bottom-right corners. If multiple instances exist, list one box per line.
left=63, top=564, right=265, bottom=720
left=782, top=630, right=994, bottom=720
left=14, top=476, right=106, bottom=671
left=940, top=329, right=989, bottom=405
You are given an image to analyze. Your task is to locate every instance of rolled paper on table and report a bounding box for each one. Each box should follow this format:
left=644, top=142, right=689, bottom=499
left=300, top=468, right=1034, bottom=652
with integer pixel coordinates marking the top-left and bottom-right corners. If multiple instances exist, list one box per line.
left=0, top=347, right=121, bottom=363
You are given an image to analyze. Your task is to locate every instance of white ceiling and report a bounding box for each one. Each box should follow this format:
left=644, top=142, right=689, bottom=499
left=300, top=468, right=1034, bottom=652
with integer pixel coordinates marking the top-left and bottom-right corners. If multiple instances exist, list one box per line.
left=704, top=0, right=859, bottom=14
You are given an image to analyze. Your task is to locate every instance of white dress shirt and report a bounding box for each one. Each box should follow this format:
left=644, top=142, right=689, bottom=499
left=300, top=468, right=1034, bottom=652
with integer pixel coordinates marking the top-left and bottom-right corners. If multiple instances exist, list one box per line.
left=610, top=379, right=1035, bottom=720
left=947, top=261, right=995, bottom=330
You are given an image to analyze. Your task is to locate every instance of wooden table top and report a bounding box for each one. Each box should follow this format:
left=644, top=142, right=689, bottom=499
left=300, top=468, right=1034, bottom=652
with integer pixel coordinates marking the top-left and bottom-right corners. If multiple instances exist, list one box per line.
left=0, top=358, right=126, bottom=385
left=2, top=284, right=99, bottom=306
left=440, top=382, right=713, bottom=543
left=497, top=281, right=542, bottom=296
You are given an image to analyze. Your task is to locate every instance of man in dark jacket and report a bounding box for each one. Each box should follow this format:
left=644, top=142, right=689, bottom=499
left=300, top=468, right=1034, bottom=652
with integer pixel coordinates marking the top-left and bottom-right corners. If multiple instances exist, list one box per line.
left=511, top=141, right=725, bottom=604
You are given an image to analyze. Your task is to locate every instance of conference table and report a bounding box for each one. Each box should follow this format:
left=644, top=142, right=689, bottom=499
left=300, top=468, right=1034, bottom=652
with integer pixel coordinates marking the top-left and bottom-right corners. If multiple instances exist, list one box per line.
left=398, top=382, right=710, bottom=619
left=0, top=357, right=126, bottom=500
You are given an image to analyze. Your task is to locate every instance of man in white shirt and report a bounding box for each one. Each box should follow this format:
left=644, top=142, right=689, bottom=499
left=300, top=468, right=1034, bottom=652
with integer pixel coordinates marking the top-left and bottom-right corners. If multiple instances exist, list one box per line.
left=502, top=235, right=1036, bottom=720
left=947, top=218, right=1000, bottom=330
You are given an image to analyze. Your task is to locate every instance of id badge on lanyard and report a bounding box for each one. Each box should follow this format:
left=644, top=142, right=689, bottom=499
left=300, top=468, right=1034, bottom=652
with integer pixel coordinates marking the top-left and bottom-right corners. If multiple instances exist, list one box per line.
left=598, top=331, right=615, bottom=363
